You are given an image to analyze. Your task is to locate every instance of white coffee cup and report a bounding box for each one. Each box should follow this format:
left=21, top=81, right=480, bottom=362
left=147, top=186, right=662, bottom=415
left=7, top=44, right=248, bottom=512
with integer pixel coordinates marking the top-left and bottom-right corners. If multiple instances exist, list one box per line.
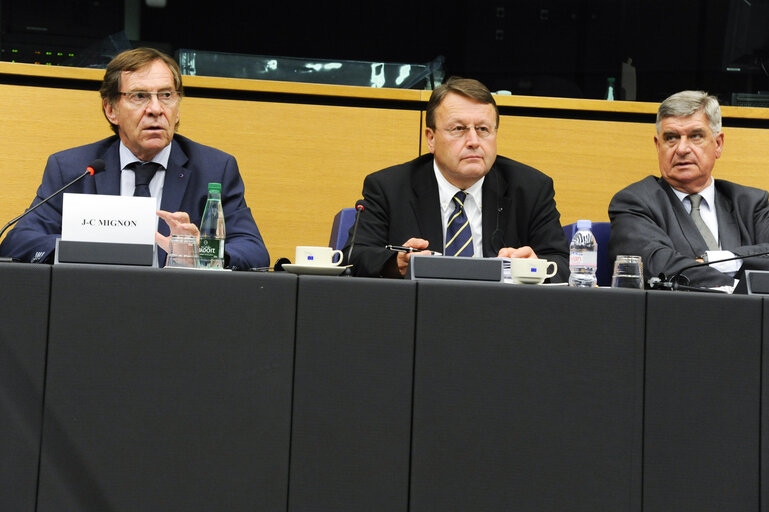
left=509, top=258, right=557, bottom=284
left=295, top=246, right=344, bottom=266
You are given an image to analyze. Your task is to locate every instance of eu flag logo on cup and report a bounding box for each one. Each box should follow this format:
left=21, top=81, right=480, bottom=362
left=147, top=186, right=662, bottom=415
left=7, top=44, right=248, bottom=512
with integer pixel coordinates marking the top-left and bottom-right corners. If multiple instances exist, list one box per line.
left=308, top=256, right=315, bottom=261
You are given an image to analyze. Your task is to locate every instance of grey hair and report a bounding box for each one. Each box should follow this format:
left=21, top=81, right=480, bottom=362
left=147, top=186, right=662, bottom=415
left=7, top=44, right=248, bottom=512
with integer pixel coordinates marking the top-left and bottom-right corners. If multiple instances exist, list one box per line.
left=656, top=90, right=722, bottom=135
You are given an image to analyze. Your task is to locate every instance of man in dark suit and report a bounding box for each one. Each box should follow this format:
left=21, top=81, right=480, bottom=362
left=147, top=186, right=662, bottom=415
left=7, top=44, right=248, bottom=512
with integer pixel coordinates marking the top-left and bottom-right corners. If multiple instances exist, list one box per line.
left=344, top=77, right=569, bottom=279
left=609, top=90, right=769, bottom=289
left=0, top=47, right=269, bottom=269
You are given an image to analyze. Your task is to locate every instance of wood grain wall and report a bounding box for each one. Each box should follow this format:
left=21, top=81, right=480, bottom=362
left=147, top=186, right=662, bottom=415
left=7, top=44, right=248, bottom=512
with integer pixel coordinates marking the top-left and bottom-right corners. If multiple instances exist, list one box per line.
left=2, top=63, right=769, bottom=262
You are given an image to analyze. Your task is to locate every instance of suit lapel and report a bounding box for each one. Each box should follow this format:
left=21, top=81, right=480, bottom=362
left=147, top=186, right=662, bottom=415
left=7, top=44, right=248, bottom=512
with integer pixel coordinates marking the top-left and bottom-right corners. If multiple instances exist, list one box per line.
left=714, top=183, right=740, bottom=249
left=94, top=139, right=122, bottom=195
left=658, top=178, right=708, bottom=256
left=410, top=158, right=443, bottom=253
left=158, top=139, right=191, bottom=237
left=482, top=164, right=510, bottom=255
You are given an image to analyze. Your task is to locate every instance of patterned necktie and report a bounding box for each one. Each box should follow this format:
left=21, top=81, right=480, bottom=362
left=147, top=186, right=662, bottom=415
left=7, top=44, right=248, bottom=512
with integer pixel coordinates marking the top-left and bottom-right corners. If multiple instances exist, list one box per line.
left=445, top=191, right=474, bottom=257
left=687, top=193, right=718, bottom=251
left=129, top=161, right=161, bottom=197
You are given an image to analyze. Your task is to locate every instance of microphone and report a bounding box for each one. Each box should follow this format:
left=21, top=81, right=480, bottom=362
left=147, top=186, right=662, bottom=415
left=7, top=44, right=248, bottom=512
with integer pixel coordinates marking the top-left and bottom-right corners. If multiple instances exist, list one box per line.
left=0, top=159, right=106, bottom=242
left=343, top=200, right=365, bottom=276
left=649, top=248, right=769, bottom=292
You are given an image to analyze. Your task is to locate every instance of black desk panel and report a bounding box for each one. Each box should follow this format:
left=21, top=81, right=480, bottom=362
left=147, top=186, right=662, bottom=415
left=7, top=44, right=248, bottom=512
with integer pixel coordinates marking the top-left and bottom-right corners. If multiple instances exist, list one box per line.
left=411, top=284, right=645, bottom=512
left=644, top=292, right=762, bottom=512
left=764, top=299, right=769, bottom=512
left=37, top=266, right=297, bottom=512
left=0, top=264, right=50, bottom=512
left=289, top=276, right=416, bottom=512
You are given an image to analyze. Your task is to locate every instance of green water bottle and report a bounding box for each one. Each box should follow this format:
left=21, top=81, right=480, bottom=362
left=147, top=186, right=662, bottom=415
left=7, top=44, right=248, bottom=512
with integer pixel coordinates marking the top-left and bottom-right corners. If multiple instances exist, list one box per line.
left=199, top=182, right=226, bottom=269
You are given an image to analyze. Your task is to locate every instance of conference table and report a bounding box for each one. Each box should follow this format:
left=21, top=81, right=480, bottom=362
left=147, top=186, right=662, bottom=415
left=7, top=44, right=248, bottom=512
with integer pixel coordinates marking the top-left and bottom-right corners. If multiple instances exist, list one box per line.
left=1, top=263, right=767, bottom=512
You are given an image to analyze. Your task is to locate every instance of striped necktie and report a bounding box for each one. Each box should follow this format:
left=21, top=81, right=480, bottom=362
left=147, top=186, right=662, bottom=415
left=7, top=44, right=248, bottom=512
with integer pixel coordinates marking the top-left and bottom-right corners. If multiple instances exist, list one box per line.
left=445, top=191, right=474, bottom=257
left=129, top=161, right=161, bottom=197
left=687, top=194, right=718, bottom=251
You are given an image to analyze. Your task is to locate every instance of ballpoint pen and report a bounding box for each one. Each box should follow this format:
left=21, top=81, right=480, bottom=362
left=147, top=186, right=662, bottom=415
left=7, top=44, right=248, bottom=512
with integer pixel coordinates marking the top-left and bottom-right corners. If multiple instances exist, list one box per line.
left=385, top=245, right=442, bottom=255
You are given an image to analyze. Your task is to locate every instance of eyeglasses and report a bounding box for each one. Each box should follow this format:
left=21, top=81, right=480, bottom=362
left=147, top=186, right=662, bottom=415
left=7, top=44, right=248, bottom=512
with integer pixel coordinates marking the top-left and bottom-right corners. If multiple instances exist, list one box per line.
left=443, top=125, right=496, bottom=139
left=119, top=90, right=182, bottom=106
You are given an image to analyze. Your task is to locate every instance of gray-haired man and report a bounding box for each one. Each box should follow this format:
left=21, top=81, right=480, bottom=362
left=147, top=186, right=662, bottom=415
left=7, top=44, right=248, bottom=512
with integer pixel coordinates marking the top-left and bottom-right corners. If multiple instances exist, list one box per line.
left=608, top=90, right=769, bottom=289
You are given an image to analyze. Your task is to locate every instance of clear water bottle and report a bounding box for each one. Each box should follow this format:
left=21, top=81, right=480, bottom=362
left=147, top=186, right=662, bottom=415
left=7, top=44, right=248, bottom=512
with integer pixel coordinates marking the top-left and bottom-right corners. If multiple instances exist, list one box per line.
left=199, top=182, right=226, bottom=269
left=605, top=77, right=616, bottom=101
left=568, top=219, right=597, bottom=287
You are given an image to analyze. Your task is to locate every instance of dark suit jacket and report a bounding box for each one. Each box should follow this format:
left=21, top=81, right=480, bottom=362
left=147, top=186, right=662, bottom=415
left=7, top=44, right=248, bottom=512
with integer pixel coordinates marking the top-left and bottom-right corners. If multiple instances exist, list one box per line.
left=344, top=154, right=569, bottom=280
left=608, top=175, right=769, bottom=287
left=0, top=134, right=269, bottom=269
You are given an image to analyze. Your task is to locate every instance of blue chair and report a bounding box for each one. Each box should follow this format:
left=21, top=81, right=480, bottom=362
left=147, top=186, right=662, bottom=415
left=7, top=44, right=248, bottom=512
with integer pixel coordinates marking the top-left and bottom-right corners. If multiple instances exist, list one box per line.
left=563, top=221, right=612, bottom=286
left=329, top=207, right=358, bottom=250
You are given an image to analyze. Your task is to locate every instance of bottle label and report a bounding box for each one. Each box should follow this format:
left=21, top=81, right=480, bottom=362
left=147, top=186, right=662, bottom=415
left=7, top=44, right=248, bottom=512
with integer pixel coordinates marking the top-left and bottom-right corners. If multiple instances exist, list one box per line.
left=199, top=238, right=224, bottom=260
left=570, top=250, right=597, bottom=268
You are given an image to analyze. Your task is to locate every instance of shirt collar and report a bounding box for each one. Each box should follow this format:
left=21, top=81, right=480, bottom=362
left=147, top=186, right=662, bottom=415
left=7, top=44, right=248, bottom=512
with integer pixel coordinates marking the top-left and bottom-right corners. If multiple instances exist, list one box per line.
left=433, top=158, right=484, bottom=211
left=671, top=177, right=716, bottom=209
left=119, top=140, right=172, bottom=171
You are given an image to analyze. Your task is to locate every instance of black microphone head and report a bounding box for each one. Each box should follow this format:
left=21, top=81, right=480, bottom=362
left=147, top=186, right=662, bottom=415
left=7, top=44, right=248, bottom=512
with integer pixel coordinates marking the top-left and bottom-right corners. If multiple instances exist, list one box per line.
left=87, top=159, right=106, bottom=175
left=355, top=199, right=365, bottom=212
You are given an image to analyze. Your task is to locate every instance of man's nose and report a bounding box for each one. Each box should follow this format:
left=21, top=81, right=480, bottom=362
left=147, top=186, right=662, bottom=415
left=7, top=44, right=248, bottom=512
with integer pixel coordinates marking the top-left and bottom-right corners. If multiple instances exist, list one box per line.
left=464, top=126, right=481, bottom=145
left=145, top=95, right=163, bottom=113
left=675, top=136, right=691, bottom=154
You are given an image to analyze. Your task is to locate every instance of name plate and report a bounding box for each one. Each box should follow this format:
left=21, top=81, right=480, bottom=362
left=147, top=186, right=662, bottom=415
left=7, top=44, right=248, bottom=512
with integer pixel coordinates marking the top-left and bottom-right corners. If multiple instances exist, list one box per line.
left=62, top=193, right=156, bottom=245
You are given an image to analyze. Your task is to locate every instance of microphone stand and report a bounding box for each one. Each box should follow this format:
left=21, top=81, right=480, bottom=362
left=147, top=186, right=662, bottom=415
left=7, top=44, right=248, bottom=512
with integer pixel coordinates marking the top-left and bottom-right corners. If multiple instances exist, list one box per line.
left=650, top=249, right=769, bottom=292
left=0, top=160, right=104, bottom=263
left=342, top=201, right=365, bottom=276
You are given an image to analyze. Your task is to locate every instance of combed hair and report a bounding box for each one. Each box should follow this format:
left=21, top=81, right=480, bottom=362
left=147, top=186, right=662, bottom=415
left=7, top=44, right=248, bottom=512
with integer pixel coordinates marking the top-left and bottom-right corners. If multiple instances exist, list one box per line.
left=425, top=76, right=499, bottom=129
left=99, top=47, right=183, bottom=135
left=656, top=90, right=721, bottom=135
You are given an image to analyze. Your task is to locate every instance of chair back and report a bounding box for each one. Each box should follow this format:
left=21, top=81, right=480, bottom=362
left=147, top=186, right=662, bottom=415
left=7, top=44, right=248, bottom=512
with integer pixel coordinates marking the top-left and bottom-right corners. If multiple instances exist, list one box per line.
left=329, top=208, right=358, bottom=250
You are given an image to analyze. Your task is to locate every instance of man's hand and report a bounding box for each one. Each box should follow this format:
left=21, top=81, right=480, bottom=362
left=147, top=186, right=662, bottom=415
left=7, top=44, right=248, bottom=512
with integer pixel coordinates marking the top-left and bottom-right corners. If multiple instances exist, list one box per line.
left=396, top=238, right=430, bottom=277
left=497, top=246, right=538, bottom=259
left=155, top=210, right=200, bottom=253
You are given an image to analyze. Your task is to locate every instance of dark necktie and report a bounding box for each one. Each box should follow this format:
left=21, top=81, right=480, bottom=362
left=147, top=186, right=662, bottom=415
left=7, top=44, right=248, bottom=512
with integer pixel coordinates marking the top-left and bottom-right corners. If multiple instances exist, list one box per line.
left=687, top=193, right=718, bottom=251
left=129, top=161, right=161, bottom=197
left=445, top=191, right=474, bottom=257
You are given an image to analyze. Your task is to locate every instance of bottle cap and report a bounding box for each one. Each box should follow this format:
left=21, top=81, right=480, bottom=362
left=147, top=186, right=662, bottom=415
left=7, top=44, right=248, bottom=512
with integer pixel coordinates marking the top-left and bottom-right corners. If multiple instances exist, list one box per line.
left=207, top=182, right=222, bottom=192
left=576, top=219, right=592, bottom=230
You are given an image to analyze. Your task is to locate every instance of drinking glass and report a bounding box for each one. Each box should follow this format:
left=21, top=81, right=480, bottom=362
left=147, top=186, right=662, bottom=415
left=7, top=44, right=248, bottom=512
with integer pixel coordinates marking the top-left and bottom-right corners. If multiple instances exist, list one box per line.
left=611, top=255, right=644, bottom=289
left=165, top=235, right=199, bottom=268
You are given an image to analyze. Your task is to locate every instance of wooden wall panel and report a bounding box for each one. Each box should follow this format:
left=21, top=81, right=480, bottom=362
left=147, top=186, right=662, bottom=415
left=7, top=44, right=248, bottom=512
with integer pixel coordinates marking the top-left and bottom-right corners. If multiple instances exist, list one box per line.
left=494, top=116, right=769, bottom=225
left=0, top=84, right=109, bottom=231
left=181, top=97, right=421, bottom=261
left=2, top=65, right=769, bottom=262
left=0, top=84, right=420, bottom=261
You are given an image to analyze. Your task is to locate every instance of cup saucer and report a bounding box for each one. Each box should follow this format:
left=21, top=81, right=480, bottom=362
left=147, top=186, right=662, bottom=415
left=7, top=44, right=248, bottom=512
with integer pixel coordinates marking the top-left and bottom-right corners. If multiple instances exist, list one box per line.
left=283, top=263, right=352, bottom=276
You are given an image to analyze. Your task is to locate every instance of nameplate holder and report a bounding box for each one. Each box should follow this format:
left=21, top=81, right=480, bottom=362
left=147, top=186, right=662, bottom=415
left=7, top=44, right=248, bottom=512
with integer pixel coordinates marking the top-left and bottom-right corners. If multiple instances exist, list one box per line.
left=56, top=239, right=154, bottom=266
left=407, top=254, right=504, bottom=282
left=58, top=193, right=156, bottom=266
left=735, top=270, right=769, bottom=295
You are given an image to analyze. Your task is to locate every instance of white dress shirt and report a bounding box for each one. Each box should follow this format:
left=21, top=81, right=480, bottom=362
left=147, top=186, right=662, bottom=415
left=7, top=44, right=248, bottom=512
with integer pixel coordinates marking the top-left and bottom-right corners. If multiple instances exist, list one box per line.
left=118, top=141, right=172, bottom=267
left=671, top=180, right=741, bottom=275
left=433, top=159, right=484, bottom=257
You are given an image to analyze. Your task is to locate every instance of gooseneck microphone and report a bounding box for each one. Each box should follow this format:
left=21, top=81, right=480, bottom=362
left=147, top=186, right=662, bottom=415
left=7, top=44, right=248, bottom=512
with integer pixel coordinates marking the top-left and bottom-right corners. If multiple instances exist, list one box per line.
left=347, top=200, right=365, bottom=263
left=648, top=248, right=769, bottom=292
left=0, top=159, right=106, bottom=242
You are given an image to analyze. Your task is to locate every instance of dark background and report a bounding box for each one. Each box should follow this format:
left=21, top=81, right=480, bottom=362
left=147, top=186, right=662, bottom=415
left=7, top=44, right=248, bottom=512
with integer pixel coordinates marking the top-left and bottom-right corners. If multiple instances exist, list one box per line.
left=2, top=0, right=769, bottom=103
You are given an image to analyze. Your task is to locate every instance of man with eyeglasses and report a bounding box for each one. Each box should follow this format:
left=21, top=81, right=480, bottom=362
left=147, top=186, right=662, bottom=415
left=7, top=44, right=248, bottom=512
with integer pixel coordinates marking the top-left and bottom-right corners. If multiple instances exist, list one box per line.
left=343, top=76, right=569, bottom=279
left=0, top=47, right=269, bottom=269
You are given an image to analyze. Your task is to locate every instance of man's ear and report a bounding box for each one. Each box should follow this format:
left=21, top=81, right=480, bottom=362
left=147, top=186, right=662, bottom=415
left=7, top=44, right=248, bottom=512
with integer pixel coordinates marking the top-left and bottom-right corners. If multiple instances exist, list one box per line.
left=103, top=98, right=119, bottom=126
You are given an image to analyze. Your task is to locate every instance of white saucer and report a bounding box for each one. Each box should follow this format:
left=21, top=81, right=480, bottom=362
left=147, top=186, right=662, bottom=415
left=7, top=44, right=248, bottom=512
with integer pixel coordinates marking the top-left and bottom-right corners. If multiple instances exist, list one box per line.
left=283, top=263, right=351, bottom=276
left=510, top=276, right=545, bottom=285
